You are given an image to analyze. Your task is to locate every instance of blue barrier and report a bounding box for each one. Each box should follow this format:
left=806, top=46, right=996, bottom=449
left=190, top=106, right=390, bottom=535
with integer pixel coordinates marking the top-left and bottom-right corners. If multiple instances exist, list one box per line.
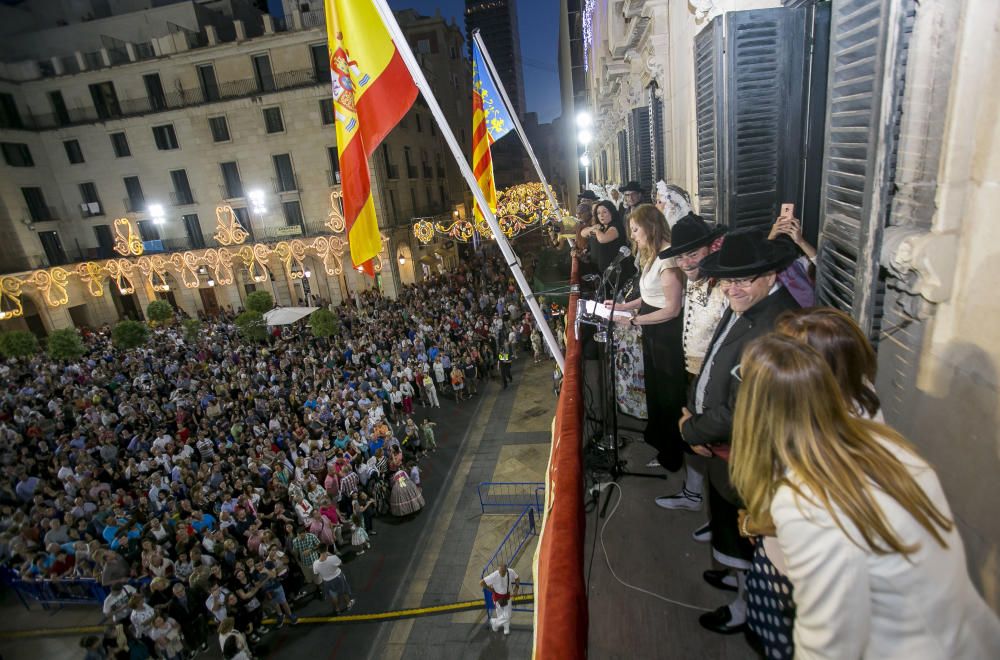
left=481, top=506, right=538, bottom=614
left=2, top=575, right=111, bottom=610
left=477, top=481, right=545, bottom=514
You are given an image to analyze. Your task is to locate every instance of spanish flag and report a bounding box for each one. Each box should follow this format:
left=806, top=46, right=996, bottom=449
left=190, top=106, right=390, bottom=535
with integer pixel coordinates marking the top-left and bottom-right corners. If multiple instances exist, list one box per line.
left=325, top=0, right=417, bottom=274
left=472, top=38, right=514, bottom=226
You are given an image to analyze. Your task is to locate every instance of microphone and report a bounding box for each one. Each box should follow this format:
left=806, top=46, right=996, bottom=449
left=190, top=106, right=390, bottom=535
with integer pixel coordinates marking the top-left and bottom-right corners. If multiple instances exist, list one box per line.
left=606, top=245, right=632, bottom=271
left=581, top=274, right=602, bottom=282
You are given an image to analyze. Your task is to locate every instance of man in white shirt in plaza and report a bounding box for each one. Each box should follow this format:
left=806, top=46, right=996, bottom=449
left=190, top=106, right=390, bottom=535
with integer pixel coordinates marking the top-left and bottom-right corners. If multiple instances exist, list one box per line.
left=312, top=546, right=355, bottom=614
left=480, top=563, right=520, bottom=635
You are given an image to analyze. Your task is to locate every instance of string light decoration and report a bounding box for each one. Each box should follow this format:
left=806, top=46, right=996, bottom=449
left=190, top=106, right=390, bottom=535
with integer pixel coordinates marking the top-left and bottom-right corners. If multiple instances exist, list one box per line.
left=0, top=189, right=390, bottom=320
left=583, top=0, right=596, bottom=73
left=412, top=182, right=566, bottom=244
left=213, top=205, right=250, bottom=246
left=113, top=217, right=144, bottom=256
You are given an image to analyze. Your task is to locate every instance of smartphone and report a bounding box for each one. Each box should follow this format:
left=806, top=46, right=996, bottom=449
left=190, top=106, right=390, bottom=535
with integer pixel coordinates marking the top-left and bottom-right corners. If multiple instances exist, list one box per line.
left=780, top=203, right=795, bottom=219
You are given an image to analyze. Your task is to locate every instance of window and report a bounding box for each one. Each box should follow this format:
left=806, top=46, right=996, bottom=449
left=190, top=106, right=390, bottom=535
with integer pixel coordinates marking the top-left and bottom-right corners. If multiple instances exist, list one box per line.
left=404, top=147, right=415, bottom=178
left=388, top=189, right=398, bottom=223
left=38, top=231, right=67, bottom=266
left=0, top=93, right=23, bottom=129
left=183, top=214, right=205, bottom=249
left=170, top=169, right=195, bottom=205
left=94, top=225, right=114, bottom=258
left=409, top=188, right=417, bottom=213
left=152, top=124, right=179, bottom=150
left=282, top=200, right=304, bottom=228
left=48, top=91, right=69, bottom=126
left=208, top=116, right=230, bottom=142
left=143, top=72, right=167, bottom=110
left=449, top=45, right=458, bottom=60
left=417, top=39, right=431, bottom=54
left=123, top=176, right=145, bottom=213
left=220, top=162, right=244, bottom=199
left=110, top=131, right=130, bottom=157
left=63, top=139, right=84, bottom=164
left=272, top=154, right=297, bottom=192
left=263, top=107, right=284, bottom=134
left=79, top=182, right=103, bottom=216
left=430, top=121, right=436, bottom=137
left=327, top=146, right=340, bottom=184
left=198, top=64, right=220, bottom=101
left=1, top=142, right=33, bottom=167
left=136, top=219, right=160, bottom=242
left=89, top=81, right=122, bottom=119
left=415, top=114, right=422, bottom=132
left=232, top=206, right=253, bottom=238
left=381, top=144, right=398, bottom=179
left=22, top=187, right=53, bottom=221
left=319, top=99, right=334, bottom=126
left=252, top=54, right=275, bottom=92
left=310, top=43, right=331, bottom=83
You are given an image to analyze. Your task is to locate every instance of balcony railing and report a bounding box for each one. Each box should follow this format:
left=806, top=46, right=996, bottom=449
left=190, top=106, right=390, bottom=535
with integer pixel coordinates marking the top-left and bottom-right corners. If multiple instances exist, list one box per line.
left=21, top=68, right=324, bottom=130
left=436, top=165, right=445, bottom=177
left=386, top=164, right=400, bottom=179
left=326, top=169, right=342, bottom=187
left=272, top=177, right=299, bottom=194
left=170, top=191, right=196, bottom=206
left=79, top=203, right=104, bottom=219
left=122, top=198, right=145, bottom=214
left=406, top=165, right=418, bottom=179
left=422, top=165, right=433, bottom=178
left=26, top=206, right=59, bottom=222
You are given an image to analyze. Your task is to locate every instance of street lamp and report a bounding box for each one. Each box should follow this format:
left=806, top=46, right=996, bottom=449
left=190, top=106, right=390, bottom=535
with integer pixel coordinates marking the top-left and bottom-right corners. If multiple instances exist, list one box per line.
left=248, top=189, right=267, bottom=214
left=148, top=204, right=166, bottom=225
left=576, top=111, right=592, bottom=129
left=580, top=154, right=591, bottom=187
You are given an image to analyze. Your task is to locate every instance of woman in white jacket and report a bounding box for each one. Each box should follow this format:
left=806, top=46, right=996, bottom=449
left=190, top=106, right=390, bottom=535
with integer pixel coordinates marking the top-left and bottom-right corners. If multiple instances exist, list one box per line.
left=730, top=335, right=1000, bottom=659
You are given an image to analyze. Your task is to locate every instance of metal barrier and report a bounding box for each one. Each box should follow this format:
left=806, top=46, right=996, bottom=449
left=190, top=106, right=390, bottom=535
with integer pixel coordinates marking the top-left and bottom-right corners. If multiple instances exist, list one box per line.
left=477, top=482, right=546, bottom=513
left=2, top=575, right=111, bottom=610
left=481, top=506, right=538, bottom=614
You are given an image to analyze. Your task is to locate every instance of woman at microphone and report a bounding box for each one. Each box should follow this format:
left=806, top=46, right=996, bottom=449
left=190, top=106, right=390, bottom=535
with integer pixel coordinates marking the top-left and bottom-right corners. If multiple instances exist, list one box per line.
left=605, top=205, right=686, bottom=471
left=580, top=200, right=635, bottom=280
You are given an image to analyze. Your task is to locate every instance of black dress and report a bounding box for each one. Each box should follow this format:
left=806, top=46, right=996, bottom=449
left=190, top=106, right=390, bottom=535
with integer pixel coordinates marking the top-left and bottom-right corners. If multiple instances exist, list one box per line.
left=588, top=220, right=635, bottom=282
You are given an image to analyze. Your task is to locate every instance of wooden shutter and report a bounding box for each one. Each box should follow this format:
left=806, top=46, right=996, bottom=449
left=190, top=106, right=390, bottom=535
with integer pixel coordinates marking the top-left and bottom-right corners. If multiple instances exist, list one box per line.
left=648, top=83, right=666, bottom=185
left=617, top=130, right=629, bottom=182
left=694, top=17, right=723, bottom=223
left=630, top=107, right=652, bottom=193
left=815, top=0, right=914, bottom=338
left=724, top=8, right=807, bottom=230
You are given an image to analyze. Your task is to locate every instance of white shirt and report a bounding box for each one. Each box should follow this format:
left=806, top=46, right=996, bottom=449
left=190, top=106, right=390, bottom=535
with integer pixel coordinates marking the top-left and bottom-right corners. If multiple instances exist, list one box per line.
left=772, top=440, right=1000, bottom=659
left=483, top=568, right=519, bottom=596
left=313, top=554, right=343, bottom=582
left=638, top=254, right=675, bottom=309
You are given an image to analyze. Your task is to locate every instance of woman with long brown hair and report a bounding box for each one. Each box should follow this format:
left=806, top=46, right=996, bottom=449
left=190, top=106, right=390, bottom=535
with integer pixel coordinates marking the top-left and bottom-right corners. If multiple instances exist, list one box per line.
left=606, top=205, right=686, bottom=471
left=730, top=335, right=1000, bottom=658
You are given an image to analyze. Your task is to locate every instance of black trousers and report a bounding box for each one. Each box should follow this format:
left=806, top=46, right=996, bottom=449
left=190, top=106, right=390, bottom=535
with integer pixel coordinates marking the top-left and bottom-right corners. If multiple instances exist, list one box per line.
left=639, top=303, right=687, bottom=471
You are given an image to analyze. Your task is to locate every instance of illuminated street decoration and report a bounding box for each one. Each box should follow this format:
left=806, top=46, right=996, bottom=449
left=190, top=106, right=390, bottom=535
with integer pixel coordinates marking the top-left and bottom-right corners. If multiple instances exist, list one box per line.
left=412, top=182, right=566, bottom=244
left=112, top=217, right=144, bottom=256
left=213, top=205, right=250, bottom=245
left=0, top=220, right=390, bottom=320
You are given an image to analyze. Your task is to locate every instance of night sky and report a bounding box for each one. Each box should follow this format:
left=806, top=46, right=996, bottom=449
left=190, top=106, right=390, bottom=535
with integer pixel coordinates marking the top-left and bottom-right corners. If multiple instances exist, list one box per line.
left=387, top=0, right=562, bottom=123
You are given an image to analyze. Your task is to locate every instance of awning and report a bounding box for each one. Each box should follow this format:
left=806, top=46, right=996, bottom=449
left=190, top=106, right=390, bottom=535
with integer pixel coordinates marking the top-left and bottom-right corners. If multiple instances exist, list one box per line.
left=262, top=306, right=319, bottom=326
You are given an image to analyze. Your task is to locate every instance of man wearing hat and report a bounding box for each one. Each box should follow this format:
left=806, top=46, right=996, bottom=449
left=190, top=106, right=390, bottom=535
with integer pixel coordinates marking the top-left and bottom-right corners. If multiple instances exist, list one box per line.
left=653, top=213, right=727, bottom=510
left=619, top=181, right=644, bottom=219
left=677, top=227, right=799, bottom=635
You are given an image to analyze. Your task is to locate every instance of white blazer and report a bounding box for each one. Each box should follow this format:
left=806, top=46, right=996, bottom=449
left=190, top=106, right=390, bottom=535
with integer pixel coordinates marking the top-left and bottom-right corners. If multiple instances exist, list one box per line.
left=771, top=441, right=1000, bottom=659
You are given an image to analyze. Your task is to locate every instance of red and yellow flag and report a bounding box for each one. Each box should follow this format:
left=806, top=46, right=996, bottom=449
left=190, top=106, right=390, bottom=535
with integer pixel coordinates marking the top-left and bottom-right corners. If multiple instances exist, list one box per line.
left=472, top=38, right=515, bottom=225
left=325, top=0, right=417, bottom=274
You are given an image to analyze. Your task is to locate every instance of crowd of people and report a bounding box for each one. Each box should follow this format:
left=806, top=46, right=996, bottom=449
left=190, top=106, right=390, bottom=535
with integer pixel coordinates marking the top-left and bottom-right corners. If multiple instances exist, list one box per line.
left=574, top=180, right=1000, bottom=658
left=0, top=253, right=564, bottom=659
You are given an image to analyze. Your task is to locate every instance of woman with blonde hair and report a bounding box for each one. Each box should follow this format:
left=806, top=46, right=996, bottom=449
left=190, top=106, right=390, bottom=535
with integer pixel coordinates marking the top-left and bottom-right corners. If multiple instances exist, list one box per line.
left=605, top=204, right=686, bottom=471
left=730, top=335, right=1000, bottom=658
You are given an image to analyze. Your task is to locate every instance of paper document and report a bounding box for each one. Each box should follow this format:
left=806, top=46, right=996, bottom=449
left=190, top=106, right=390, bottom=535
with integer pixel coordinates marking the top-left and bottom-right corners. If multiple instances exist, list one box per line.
left=580, top=300, right=633, bottom=321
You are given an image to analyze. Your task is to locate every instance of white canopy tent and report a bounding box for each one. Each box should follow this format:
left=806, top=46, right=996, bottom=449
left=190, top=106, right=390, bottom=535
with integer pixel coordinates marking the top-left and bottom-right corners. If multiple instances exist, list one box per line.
left=262, top=306, right=319, bottom=326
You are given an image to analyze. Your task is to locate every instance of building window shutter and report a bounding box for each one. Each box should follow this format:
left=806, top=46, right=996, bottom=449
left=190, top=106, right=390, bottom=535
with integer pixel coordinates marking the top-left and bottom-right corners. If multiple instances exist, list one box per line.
left=628, top=107, right=652, bottom=193
left=694, top=17, right=723, bottom=224
left=617, top=130, right=629, bottom=182
left=815, top=0, right=914, bottom=338
left=648, top=84, right=665, bottom=184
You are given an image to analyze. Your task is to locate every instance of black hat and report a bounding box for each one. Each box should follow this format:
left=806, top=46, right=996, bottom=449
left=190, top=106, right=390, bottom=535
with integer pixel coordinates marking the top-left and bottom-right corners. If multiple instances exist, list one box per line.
left=697, top=227, right=796, bottom=279
left=658, top=213, right=726, bottom=259
left=620, top=181, right=643, bottom=193
left=577, top=189, right=598, bottom=201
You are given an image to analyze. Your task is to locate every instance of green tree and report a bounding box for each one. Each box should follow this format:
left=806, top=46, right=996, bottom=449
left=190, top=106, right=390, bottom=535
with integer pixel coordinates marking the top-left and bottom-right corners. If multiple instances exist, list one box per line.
left=309, top=308, right=339, bottom=339
left=0, top=330, right=40, bottom=358
left=182, top=318, right=202, bottom=343
left=235, top=310, right=267, bottom=343
left=146, top=299, right=173, bottom=325
left=47, top=328, right=86, bottom=361
left=111, top=319, right=149, bottom=349
left=244, top=291, right=274, bottom=315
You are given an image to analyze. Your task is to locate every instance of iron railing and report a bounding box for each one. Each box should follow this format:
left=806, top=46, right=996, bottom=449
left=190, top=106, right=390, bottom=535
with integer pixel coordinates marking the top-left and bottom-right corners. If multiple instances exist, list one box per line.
left=477, top=482, right=546, bottom=514
left=481, top=506, right=538, bottom=614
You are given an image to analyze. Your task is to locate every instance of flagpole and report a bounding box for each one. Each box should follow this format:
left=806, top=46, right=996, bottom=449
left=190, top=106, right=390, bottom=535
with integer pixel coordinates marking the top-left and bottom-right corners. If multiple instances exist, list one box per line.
left=472, top=30, right=564, bottom=222
left=370, top=0, right=565, bottom=373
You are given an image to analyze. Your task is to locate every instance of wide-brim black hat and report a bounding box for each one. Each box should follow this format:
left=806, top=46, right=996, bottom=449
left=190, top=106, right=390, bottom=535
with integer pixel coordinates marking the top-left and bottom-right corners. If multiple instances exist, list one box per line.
left=658, top=213, right=726, bottom=259
left=577, top=190, right=598, bottom=201
left=619, top=181, right=643, bottom=193
left=697, top=227, right=797, bottom=279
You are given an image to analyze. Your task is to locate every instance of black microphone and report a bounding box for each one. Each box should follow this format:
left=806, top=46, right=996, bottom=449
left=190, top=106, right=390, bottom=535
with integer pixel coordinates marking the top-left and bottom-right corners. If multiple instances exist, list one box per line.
left=606, top=245, right=632, bottom=271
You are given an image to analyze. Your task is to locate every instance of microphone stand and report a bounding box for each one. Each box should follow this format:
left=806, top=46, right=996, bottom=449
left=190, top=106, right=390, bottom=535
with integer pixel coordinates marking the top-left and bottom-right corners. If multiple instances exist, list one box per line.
left=593, top=260, right=666, bottom=520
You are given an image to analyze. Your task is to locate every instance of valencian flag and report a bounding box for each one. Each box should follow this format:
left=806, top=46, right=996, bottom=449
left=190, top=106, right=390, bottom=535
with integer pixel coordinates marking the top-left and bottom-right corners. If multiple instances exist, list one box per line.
left=472, top=39, right=515, bottom=224
left=325, top=0, right=417, bottom=274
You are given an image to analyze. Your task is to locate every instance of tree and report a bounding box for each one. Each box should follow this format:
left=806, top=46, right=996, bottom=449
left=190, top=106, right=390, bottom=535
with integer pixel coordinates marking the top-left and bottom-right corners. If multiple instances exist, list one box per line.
left=235, top=311, right=267, bottom=343
left=309, top=308, right=339, bottom=339
left=112, top=319, right=149, bottom=349
left=0, top=330, right=39, bottom=358
left=146, top=299, right=173, bottom=325
left=245, top=291, right=274, bottom=315
left=182, top=318, right=201, bottom=343
left=47, top=328, right=85, bottom=361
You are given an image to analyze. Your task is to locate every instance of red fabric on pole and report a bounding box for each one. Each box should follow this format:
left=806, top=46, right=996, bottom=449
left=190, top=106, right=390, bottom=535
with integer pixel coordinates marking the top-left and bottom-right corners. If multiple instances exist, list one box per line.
left=533, top=257, right=587, bottom=659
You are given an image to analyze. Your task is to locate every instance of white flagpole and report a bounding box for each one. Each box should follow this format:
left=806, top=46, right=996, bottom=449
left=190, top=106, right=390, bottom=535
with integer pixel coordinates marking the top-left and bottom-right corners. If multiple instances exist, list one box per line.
left=472, top=30, right=564, bottom=223
left=370, top=0, right=565, bottom=373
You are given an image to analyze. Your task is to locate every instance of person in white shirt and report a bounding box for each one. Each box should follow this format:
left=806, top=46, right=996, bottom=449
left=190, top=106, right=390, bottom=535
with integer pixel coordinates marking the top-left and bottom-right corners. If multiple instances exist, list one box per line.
left=729, top=335, right=1000, bottom=659
left=480, top=563, right=520, bottom=635
left=312, top=547, right=355, bottom=614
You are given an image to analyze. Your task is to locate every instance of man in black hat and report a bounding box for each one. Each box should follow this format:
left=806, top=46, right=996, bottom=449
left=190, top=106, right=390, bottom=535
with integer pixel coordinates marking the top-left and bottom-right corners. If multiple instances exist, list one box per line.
left=678, top=227, right=799, bottom=635
left=653, top=213, right=727, bottom=509
left=619, top=181, right=644, bottom=219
